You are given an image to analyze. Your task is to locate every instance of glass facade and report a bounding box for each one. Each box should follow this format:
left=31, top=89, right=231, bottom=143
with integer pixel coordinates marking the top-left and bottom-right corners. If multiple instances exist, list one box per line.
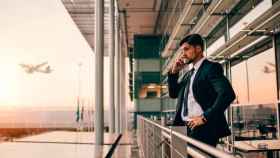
left=231, top=61, right=249, bottom=104
left=229, top=0, right=272, bottom=38
left=230, top=37, right=279, bottom=141
left=158, top=3, right=280, bottom=156
left=247, top=48, right=277, bottom=104
left=231, top=103, right=278, bottom=140
left=130, top=1, right=280, bottom=156
left=133, top=0, right=280, bottom=156
left=231, top=48, right=277, bottom=104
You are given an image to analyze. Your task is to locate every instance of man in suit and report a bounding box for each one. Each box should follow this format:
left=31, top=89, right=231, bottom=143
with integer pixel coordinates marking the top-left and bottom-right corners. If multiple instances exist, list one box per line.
left=168, top=34, right=236, bottom=147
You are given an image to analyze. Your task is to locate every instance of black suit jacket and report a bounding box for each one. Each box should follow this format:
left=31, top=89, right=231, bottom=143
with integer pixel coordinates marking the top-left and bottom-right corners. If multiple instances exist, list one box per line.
left=168, top=59, right=236, bottom=138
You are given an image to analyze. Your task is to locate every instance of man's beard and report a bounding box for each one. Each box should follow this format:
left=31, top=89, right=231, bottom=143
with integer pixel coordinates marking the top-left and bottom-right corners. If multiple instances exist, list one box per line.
left=186, top=51, right=196, bottom=64
left=186, top=59, right=193, bottom=64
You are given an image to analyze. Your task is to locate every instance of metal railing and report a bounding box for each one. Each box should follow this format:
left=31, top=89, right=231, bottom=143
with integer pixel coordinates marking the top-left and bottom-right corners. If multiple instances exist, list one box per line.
left=137, top=116, right=236, bottom=158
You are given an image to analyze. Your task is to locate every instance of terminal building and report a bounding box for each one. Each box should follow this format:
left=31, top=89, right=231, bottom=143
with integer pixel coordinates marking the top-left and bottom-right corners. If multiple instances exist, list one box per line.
left=126, top=0, right=280, bottom=157
left=43, top=0, right=280, bottom=157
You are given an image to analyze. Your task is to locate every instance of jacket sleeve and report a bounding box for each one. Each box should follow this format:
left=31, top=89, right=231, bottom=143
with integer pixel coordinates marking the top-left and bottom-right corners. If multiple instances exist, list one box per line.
left=203, top=63, right=236, bottom=121
left=167, top=72, right=181, bottom=98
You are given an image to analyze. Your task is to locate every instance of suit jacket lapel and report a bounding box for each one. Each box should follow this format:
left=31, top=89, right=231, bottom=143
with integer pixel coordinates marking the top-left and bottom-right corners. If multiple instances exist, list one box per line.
left=192, top=59, right=207, bottom=91
left=175, top=71, right=190, bottom=119
left=181, top=69, right=193, bottom=86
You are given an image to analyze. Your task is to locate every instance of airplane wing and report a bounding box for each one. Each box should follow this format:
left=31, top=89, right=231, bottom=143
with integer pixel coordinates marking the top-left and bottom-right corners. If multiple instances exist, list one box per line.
left=19, top=63, right=31, bottom=69
left=19, top=62, right=49, bottom=74
left=19, top=64, right=34, bottom=73
left=266, top=62, right=275, bottom=67
left=263, top=65, right=275, bottom=73
left=34, top=62, right=48, bottom=69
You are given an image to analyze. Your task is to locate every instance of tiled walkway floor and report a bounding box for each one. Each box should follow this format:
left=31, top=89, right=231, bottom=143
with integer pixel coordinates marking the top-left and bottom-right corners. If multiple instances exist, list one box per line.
left=0, top=131, right=134, bottom=158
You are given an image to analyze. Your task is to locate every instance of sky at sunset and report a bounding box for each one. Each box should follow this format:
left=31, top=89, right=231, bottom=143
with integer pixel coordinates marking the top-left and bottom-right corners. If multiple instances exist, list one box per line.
left=231, top=48, right=277, bottom=105
left=0, top=0, right=117, bottom=109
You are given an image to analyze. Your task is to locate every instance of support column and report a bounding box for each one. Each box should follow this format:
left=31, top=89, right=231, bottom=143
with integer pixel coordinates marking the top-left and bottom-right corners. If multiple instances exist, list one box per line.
left=273, top=34, right=280, bottom=139
left=94, top=0, right=104, bottom=145
left=119, top=36, right=123, bottom=133
left=120, top=36, right=127, bottom=132
left=119, top=35, right=124, bottom=132
left=225, top=10, right=230, bottom=42
left=118, top=30, right=122, bottom=133
left=115, top=15, right=121, bottom=133
left=109, top=0, right=115, bottom=133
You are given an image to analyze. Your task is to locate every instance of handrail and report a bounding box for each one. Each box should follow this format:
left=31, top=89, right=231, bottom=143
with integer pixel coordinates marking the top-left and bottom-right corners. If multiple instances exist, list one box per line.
left=161, top=131, right=210, bottom=158
left=138, top=115, right=236, bottom=158
left=231, top=101, right=280, bottom=107
left=162, top=101, right=280, bottom=112
left=162, top=109, right=176, bottom=113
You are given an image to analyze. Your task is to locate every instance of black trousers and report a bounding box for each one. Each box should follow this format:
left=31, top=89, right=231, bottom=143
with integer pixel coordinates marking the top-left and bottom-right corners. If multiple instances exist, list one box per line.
left=186, top=123, right=219, bottom=147
left=185, top=124, right=219, bottom=158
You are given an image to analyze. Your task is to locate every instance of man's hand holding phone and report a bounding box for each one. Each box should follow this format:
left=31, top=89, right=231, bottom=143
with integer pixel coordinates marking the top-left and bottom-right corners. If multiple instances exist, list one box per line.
left=170, top=55, right=188, bottom=74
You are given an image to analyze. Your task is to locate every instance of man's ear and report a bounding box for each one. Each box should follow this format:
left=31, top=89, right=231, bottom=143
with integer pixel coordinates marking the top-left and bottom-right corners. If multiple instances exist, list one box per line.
left=195, top=45, right=202, bottom=53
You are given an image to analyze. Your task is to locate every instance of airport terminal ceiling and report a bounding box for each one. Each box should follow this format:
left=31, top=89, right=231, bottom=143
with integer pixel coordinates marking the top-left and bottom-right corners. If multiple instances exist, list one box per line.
left=62, top=0, right=178, bottom=56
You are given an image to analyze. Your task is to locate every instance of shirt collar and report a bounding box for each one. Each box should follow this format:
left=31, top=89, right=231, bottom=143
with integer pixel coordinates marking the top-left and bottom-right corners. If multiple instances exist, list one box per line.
left=193, top=57, right=206, bottom=71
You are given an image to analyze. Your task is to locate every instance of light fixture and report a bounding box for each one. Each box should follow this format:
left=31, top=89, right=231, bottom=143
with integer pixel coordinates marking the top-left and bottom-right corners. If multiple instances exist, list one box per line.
left=147, top=85, right=156, bottom=89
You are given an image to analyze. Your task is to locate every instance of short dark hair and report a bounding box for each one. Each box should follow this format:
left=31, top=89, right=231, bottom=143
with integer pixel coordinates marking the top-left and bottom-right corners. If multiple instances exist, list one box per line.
left=179, top=34, right=204, bottom=51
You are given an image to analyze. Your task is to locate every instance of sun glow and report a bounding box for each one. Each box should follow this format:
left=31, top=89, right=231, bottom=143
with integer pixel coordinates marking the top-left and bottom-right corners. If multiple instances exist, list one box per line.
left=0, top=57, right=21, bottom=106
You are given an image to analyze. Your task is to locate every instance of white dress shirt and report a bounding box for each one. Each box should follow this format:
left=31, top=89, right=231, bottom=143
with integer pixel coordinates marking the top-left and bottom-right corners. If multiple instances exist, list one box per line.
left=181, top=57, right=206, bottom=121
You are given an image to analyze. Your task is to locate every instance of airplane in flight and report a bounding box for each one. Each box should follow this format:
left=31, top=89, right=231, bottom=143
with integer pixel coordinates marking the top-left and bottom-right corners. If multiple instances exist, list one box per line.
left=263, top=62, right=275, bottom=74
left=19, top=62, right=53, bottom=74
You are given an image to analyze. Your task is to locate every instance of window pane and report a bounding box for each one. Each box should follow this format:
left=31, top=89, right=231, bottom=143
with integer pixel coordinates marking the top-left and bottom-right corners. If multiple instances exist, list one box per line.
left=247, top=48, right=277, bottom=104
left=231, top=62, right=249, bottom=104
left=230, top=47, right=278, bottom=141
left=232, top=103, right=278, bottom=140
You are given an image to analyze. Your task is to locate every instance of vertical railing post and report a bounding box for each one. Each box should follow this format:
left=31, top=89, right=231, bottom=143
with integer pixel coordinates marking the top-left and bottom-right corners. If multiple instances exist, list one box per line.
left=143, top=119, right=146, bottom=157
left=170, top=126, right=174, bottom=158
left=161, top=116, right=166, bottom=158
left=153, top=124, right=156, bottom=158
